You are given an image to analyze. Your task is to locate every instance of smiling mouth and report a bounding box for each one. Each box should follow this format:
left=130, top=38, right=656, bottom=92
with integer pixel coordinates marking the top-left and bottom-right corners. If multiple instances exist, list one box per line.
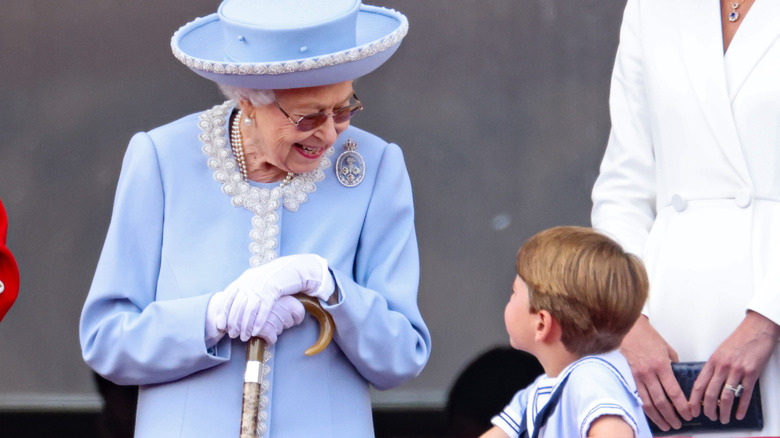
left=296, top=143, right=327, bottom=158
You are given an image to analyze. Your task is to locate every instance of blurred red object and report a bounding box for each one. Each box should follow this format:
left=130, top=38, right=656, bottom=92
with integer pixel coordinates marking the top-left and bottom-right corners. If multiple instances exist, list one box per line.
left=0, top=198, right=19, bottom=323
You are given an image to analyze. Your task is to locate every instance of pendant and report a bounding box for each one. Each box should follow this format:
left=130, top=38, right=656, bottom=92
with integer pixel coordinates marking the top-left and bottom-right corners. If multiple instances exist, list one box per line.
left=729, top=2, right=740, bottom=22
left=336, top=138, right=365, bottom=187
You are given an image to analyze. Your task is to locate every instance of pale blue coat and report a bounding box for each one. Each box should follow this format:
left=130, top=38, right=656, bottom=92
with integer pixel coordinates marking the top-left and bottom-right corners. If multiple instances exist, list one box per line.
left=79, top=103, right=431, bottom=437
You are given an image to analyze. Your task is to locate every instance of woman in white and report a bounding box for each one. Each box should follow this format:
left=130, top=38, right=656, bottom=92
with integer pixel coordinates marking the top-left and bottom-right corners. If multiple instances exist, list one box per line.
left=591, top=0, right=780, bottom=435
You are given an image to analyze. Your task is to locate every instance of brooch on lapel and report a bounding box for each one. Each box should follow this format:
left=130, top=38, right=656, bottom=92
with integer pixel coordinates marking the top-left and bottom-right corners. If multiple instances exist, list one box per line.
left=336, top=137, right=364, bottom=187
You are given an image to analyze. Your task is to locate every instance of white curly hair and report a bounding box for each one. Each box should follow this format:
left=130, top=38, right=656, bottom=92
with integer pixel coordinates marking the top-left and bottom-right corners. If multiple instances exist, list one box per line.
left=217, top=84, right=276, bottom=107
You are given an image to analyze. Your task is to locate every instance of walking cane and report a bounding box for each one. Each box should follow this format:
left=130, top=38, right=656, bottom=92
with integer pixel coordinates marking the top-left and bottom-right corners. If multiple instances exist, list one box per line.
left=239, top=293, right=335, bottom=438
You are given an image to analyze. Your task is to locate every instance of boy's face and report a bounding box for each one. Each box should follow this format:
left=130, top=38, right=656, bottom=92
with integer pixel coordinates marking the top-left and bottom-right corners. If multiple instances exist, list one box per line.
left=504, top=275, right=536, bottom=352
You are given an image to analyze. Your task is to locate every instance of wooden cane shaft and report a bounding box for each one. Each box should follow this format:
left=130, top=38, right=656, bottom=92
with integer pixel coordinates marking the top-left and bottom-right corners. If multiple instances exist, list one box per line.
left=240, top=337, right=265, bottom=438
left=239, top=381, right=262, bottom=438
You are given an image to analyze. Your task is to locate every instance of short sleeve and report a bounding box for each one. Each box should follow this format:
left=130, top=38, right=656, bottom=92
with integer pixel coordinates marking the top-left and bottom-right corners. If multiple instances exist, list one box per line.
left=491, top=388, right=530, bottom=438
left=569, top=363, right=644, bottom=437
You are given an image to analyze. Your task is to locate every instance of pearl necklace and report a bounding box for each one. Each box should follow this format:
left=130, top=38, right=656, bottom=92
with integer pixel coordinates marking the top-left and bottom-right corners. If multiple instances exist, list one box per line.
left=231, top=109, right=293, bottom=186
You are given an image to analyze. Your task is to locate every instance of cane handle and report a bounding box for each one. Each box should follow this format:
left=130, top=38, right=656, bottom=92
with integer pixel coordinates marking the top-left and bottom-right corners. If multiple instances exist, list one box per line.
left=292, top=293, right=335, bottom=356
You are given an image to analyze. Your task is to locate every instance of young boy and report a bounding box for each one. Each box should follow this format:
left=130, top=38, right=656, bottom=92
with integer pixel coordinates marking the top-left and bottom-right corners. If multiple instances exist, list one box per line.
left=481, top=226, right=652, bottom=438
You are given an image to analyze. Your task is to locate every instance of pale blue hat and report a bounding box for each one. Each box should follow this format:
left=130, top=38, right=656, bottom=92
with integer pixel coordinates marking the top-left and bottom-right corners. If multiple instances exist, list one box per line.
left=171, top=0, right=408, bottom=89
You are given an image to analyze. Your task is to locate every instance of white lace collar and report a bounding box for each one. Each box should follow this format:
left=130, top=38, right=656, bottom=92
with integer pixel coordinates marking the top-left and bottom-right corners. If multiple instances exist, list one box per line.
left=199, top=100, right=332, bottom=266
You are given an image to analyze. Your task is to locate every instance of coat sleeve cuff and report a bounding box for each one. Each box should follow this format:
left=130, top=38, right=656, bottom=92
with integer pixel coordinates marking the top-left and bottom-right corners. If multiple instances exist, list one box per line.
left=748, top=281, right=780, bottom=328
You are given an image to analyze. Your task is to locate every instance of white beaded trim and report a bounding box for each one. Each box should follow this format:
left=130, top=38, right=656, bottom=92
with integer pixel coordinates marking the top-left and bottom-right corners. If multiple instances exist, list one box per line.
left=257, top=347, right=272, bottom=437
left=200, top=103, right=330, bottom=437
left=172, top=13, right=408, bottom=77
left=199, top=100, right=331, bottom=267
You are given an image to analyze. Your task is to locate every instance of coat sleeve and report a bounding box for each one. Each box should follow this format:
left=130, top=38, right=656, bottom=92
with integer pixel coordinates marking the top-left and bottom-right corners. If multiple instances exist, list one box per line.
left=324, top=143, right=431, bottom=391
left=79, top=132, right=228, bottom=386
left=751, top=253, right=780, bottom=325
left=591, top=0, right=657, bottom=257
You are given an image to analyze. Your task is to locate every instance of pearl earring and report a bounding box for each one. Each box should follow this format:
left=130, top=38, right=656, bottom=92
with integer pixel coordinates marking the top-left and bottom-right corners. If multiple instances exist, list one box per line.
left=244, top=116, right=252, bottom=126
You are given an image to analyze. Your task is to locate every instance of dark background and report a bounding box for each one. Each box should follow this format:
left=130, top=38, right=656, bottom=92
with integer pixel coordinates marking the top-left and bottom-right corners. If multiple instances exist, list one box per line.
left=0, top=1, right=623, bottom=436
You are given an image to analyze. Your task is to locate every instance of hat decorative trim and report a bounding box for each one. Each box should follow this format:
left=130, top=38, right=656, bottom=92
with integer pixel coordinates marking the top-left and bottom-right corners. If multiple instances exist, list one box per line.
left=171, top=5, right=408, bottom=87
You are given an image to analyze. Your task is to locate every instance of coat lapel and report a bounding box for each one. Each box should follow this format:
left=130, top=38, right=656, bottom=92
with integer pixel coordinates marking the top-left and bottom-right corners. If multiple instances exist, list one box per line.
left=677, top=0, right=751, bottom=183
left=724, top=0, right=780, bottom=101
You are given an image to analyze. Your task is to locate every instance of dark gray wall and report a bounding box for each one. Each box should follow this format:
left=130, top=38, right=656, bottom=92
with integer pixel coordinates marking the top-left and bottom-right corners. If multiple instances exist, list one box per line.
left=0, top=1, right=622, bottom=409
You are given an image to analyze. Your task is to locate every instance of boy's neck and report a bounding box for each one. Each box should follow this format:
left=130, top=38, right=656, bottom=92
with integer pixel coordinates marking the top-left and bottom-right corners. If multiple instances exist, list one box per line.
left=535, top=344, right=581, bottom=378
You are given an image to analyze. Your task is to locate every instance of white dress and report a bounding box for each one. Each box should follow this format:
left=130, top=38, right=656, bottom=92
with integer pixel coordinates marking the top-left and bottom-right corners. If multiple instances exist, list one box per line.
left=591, top=0, right=780, bottom=435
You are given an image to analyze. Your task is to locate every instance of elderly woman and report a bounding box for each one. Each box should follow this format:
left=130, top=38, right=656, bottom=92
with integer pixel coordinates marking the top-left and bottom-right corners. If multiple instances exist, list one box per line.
left=79, top=1, right=431, bottom=437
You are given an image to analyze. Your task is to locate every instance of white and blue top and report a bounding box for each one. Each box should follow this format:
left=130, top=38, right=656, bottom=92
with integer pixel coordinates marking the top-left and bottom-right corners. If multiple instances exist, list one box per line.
left=492, top=350, right=652, bottom=438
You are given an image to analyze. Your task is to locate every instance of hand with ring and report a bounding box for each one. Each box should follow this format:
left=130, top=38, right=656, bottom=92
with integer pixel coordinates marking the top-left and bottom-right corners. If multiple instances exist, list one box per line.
left=687, top=311, right=779, bottom=424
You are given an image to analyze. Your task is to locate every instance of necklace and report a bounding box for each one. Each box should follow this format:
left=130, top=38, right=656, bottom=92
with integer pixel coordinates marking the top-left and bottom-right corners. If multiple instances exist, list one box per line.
left=231, top=110, right=293, bottom=186
left=728, top=0, right=746, bottom=22
left=230, top=110, right=249, bottom=180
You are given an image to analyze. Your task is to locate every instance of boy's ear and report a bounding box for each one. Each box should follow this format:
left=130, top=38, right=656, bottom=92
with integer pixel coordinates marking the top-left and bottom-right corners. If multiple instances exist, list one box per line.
left=534, top=310, right=560, bottom=343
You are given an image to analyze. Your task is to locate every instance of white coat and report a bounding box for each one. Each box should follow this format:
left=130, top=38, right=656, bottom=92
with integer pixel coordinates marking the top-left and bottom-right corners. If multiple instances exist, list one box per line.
left=591, top=0, right=780, bottom=435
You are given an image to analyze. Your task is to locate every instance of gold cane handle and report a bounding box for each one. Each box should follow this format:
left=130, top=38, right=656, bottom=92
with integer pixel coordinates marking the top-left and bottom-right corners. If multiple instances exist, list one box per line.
left=292, top=293, right=336, bottom=356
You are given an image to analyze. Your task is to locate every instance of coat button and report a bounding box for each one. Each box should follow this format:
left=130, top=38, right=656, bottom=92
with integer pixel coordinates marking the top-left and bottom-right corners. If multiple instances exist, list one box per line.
left=735, top=190, right=752, bottom=208
left=0, top=280, right=4, bottom=294
left=671, top=194, right=687, bottom=212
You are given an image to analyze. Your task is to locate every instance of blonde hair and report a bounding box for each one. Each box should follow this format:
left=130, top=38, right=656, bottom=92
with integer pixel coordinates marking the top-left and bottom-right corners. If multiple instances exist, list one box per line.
left=516, top=226, right=648, bottom=356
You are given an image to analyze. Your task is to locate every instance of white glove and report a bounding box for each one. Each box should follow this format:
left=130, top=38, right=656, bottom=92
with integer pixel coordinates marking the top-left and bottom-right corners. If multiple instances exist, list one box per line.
left=205, top=289, right=233, bottom=347
left=257, top=295, right=305, bottom=344
left=205, top=293, right=306, bottom=344
left=207, top=254, right=334, bottom=342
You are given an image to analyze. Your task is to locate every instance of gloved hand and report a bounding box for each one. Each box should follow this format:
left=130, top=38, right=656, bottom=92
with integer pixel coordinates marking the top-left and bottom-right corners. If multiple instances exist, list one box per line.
left=206, top=254, right=334, bottom=342
left=256, top=295, right=305, bottom=344
left=205, top=293, right=306, bottom=344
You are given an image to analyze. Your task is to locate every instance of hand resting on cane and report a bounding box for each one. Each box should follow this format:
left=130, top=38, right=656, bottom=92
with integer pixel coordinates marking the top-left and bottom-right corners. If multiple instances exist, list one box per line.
left=206, top=254, right=335, bottom=343
left=206, top=294, right=305, bottom=346
left=257, top=295, right=305, bottom=344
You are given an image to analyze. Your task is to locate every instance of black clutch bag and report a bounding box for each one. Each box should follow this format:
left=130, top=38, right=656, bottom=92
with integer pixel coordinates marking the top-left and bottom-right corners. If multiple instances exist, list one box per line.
left=649, top=361, right=763, bottom=436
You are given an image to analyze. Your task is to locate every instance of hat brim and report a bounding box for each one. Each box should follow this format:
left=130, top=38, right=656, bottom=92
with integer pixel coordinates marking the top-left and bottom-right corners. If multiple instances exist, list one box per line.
left=172, top=5, right=407, bottom=89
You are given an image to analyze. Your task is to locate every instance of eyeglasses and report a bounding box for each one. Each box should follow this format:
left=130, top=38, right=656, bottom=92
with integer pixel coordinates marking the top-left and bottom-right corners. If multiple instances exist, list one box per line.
left=274, top=94, right=363, bottom=132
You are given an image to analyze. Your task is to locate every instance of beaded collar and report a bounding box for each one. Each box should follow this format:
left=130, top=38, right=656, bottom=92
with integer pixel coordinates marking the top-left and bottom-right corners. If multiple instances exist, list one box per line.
left=199, top=100, right=332, bottom=266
